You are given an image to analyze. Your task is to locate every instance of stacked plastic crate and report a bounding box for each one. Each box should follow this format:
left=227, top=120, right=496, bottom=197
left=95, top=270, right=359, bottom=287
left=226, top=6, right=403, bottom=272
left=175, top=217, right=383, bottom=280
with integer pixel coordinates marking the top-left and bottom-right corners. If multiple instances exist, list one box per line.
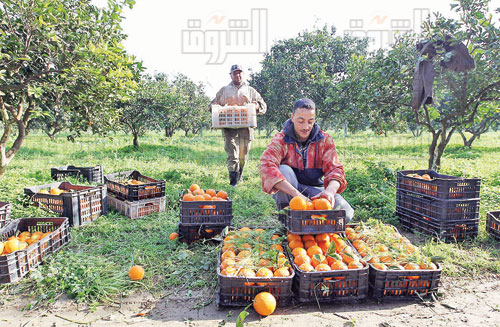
left=51, top=165, right=104, bottom=184
left=396, top=169, right=481, bottom=242
left=104, top=171, right=166, bottom=219
left=178, top=190, right=233, bottom=243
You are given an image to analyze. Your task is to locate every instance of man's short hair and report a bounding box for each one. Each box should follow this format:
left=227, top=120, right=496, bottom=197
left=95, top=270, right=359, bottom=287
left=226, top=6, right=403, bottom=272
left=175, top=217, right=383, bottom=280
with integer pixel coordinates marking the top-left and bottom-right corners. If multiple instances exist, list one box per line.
left=293, top=98, right=316, bottom=113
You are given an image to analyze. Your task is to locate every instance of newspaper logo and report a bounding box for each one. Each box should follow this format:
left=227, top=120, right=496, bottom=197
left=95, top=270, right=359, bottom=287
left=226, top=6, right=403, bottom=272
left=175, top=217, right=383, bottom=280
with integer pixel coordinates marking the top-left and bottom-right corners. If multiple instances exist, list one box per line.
left=344, top=8, right=430, bottom=49
left=181, top=8, right=269, bottom=65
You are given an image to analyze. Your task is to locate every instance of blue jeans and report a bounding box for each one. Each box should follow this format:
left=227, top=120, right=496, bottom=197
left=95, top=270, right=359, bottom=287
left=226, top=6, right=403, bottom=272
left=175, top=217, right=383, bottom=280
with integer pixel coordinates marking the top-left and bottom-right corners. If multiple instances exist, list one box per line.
left=273, top=165, right=354, bottom=222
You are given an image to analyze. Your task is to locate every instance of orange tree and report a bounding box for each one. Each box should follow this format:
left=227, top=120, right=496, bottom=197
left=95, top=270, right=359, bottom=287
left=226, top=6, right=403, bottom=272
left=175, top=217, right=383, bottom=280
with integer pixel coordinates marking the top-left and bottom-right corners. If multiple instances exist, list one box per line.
left=0, top=0, right=141, bottom=176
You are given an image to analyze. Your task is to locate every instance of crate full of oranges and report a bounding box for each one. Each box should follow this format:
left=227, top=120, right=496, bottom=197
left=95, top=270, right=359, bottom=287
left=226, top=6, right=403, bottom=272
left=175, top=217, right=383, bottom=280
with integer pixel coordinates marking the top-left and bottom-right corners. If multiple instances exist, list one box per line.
left=0, top=217, right=70, bottom=284
left=216, top=227, right=294, bottom=307
left=346, top=219, right=442, bottom=299
left=180, top=184, right=232, bottom=226
left=286, top=231, right=368, bottom=302
left=280, top=196, right=346, bottom=234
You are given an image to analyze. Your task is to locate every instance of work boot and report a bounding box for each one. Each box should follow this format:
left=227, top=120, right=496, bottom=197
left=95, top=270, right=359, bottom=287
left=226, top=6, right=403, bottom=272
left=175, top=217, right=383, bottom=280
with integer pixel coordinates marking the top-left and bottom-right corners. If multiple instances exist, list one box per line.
left=229, top=171, right=240, bottom=186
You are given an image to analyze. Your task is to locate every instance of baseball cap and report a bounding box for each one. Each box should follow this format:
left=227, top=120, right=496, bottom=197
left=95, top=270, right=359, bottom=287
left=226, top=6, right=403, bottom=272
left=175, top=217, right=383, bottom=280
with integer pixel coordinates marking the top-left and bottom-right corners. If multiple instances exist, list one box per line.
left=230, top=64, right=243, bottom=73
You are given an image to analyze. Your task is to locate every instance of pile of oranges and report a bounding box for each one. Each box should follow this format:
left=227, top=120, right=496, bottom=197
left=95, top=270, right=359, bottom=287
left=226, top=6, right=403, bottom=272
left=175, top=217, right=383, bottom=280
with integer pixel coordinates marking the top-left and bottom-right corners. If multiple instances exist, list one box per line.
left=345, top=220, right=438, bottom=271
left=407, top=173, right=432, bottom=181
left=289, top=196, right=332, bottom=211
left=0, top=231, right=51, bottom=255
left=219, top=228, right=292, bottom=282
left=288, top=232, right=365, bottom=272
left=182, top=184, right=228, bottom=202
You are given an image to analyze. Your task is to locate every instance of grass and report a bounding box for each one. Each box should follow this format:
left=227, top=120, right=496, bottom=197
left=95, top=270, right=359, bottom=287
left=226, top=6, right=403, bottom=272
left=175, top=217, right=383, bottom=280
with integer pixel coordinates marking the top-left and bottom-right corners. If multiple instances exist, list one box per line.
left=0, top=129, right=499, bottom=307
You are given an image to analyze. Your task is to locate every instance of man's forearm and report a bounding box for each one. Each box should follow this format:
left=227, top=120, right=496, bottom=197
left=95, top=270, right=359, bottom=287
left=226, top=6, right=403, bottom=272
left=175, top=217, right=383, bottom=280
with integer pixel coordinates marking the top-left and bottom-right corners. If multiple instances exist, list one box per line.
left=274, top=180, right=302, bottom=198
left=325, top=180, right=340, bottom=195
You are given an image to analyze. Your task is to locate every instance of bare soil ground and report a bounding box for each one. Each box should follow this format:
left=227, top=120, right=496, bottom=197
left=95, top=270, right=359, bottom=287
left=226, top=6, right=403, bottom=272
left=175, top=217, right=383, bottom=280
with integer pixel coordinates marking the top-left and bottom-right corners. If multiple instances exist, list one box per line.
left=1, top=275, right=499, bottom=327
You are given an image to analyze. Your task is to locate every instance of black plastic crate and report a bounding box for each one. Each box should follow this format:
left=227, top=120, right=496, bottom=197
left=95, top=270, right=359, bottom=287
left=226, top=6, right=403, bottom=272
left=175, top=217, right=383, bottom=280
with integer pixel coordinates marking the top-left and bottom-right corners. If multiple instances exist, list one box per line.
left=180, top=193, right=233, bottom=226
left=285, top=237, right=368, bottom=303
left=369, top=262, right=442, bottom=300
left=397, top=169, right=480, bottom=199
left=51, top=165, right=103, bottom=183
left=0, top=202, right=12, bottom=228
left=0, top=217, right=70, bottom=284
left=281, top=208, right=346, bottom=235
left=24, top=182, right=108, bottom=227
left=104, top=170, right=165, bottom=201
left=216, top=251, right=294, bottom=307
left=396, top=189, right=480, bottom=222
left=486, top=211, right=500, bottom=241
left=397, top=207, right=479, bottom=242
left=178, top=223, right=227, bottom=244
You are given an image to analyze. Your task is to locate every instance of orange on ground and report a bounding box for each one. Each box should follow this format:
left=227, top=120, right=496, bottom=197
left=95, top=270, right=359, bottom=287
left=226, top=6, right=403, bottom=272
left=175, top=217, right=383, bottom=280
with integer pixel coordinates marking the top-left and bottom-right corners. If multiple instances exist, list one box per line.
left=128, top=265, right=145, bottom=281
left=169, top=232, right=179, bottom=240
left=289, top=196, right=307, bottom=210
left=253, top=292, right=276, bottom=316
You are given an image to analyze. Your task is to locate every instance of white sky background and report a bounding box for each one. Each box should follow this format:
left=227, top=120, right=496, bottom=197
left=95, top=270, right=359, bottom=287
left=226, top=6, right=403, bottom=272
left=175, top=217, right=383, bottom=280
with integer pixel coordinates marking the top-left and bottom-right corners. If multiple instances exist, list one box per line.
left=94, top=0, right=500, bottom=98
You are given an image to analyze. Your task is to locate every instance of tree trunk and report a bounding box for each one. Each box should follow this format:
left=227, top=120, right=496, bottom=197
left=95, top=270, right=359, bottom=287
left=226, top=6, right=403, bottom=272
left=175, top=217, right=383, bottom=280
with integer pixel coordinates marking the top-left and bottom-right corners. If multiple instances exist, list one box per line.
left=343, top=122, right=348, bottom=137
left=184, top=129, right=189, bottom=137
left=133, top=133, right=139, bottom=148
left=427, top=131, right=441, bottom=171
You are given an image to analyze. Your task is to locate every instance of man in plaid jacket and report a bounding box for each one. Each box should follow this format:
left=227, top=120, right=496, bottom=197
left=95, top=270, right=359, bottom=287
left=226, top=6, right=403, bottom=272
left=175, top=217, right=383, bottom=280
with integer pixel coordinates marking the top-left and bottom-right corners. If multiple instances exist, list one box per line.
left=259, top=98, right=354, bottom=222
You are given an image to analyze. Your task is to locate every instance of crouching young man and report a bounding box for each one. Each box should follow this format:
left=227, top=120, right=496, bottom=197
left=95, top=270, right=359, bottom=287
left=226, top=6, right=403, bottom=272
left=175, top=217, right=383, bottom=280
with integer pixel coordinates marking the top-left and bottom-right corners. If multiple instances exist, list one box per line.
left=259, top=98, right=354, bottom=222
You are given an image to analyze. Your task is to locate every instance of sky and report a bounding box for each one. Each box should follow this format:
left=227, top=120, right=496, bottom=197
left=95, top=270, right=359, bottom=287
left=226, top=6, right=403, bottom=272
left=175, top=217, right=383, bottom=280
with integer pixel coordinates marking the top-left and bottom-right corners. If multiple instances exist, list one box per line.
left=95, top=0, right=500, bottom=97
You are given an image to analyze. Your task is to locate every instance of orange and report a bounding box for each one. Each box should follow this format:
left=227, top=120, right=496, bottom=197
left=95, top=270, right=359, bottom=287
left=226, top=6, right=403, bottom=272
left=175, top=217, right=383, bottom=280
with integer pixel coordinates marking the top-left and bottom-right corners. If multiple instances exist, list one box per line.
left=193, top=189, right=204, bottom=196
left=303, top=240, right=318, bottom=249
left=326, top=253, right=342, bottom=265
left=239, top=227, right=252, bottom=232
left=315, top=234, right=330, bottom=243
left=287, top=233, right=301, bottom=242
left=18, top=241, right=28, bottom=250
left=315, top=263, right=331, bottom=271
left=182, top=193, right=195, bottom=201
left=372, top=263, right=387, bottom=270
left=307, top=245, right=323, bottom=257
left=306, top=201, right=315, bottom=210
left=205, top=189, right=217, bottom=197
left=312, top=198, right=332, bottom=210
left=404, top=262, right=421, bottom=280
left=378, top=255, right=393, bottom=263
left=221, top=266, right=237, bottom=276
left=301, top=235, right=315, bottom=242
left=222, top=243, right=234, bottom=253
left=253, top=292, right=276, bottom=316
left=298, top=263, right=315, bottom=272
left=193, top=195, right=205, bottom=201
left=271, top=244, right=284, bottom=252
left=273, top=267, right=290, bottom=277
left=258, top=258, right=270, bottom=267
left=169, top=232, right=179, bottom=240
left=348, top=260, right=364, bottom=269
left=345, top=227, right=355, bottom=237
left=128, top=265, right=145, bottom=281
left=330, top=260, right=348, bottom=270
left=240, top=243, right=252, bottom=250
left=294, top=254, right=312, bottom=266
left=292, top=247, right=307, bottom=258
left=189, top=184, right=201, bottom=192
left=318, top=241, right=330, bottom=254
left=237, top=250, right=251, bottom=259
left=271, top=234, right=280, bottom=240
left=0, top=242, right=4, bottom=255
left=288, top=240, right=304, bottom=251
left=221, top=250, right=236, bottom=261
left=289, top=196, right=307, bottom=210
left=217, top=191, right=228, bottom=199
left=238, top=268, right=256, bottom=286
left=352, top=239, right=366, bottom=250
left=311, top=254, right=327, bottom=267
left=203, top=194, right=212, bottom=200
left=220, top=258, right=236, bottom=270
left=256, top=267, right=274, bottom=286
left=4, top=238, right=20, bottom=253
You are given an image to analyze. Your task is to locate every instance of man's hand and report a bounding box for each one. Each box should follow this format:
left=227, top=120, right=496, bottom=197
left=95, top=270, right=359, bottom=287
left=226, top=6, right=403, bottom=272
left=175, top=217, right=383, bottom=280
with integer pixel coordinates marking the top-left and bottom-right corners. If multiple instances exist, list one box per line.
left=311, top=191, right=335, bottom=207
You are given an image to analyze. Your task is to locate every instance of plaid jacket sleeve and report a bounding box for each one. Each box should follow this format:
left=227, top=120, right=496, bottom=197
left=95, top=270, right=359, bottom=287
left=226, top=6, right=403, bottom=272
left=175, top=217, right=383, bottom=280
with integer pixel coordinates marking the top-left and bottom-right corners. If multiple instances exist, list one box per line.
left=321, top=134, right=347, bottom=194
left=259, top=132, right=286, bottom=194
